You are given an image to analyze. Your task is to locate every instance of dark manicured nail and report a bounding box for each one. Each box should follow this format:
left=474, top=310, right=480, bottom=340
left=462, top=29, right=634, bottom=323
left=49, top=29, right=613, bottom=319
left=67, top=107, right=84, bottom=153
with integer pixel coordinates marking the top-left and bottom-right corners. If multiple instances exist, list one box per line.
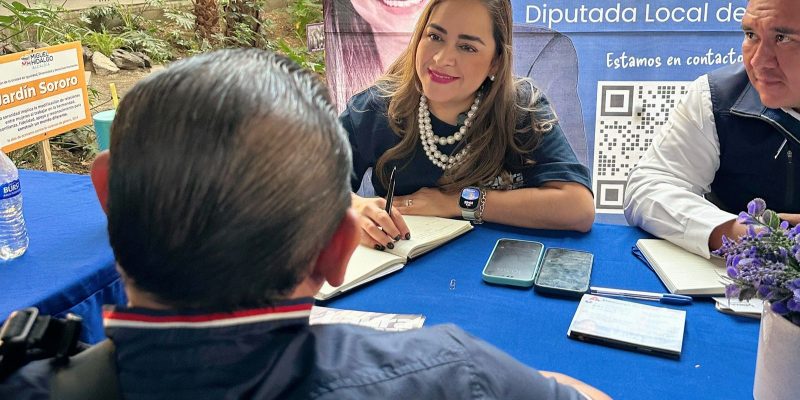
left=394, top=235, right=402, bottom=241
left=405, top=233, right=411, bottom=240
left=387, top=242, right=395, bottom=249
left=374, top=244, right=385, bottom=251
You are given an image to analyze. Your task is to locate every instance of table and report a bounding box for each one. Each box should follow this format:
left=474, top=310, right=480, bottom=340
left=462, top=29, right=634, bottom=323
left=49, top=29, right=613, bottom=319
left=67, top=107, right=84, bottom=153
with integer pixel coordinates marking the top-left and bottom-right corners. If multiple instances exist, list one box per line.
left=2, top=171, right=760, bottom=398
left=327, top=222, right=760, bottom=399
left=0, top=170, right=126, bottom=344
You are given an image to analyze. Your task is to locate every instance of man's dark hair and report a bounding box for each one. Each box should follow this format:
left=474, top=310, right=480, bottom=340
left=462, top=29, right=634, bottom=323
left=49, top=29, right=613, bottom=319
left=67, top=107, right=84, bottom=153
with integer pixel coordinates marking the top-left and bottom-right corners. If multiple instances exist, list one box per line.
left=107, top=49, right=352, bottom=309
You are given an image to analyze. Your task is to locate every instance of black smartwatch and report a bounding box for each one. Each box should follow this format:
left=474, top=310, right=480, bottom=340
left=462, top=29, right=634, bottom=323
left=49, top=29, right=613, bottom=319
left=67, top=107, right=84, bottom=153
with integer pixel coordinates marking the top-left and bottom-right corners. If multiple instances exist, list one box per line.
left=459, top=186, right=485, bottom=223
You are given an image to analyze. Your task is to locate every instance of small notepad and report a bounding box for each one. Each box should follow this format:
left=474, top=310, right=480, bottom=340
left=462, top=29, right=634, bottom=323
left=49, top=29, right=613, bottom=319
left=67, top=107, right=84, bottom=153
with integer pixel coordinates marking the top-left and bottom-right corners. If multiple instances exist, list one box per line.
left=636, top=239, right=726, bottom=296
left=713, top=297, right=764, bottom=319
left=568, top=294, right=686, bottom=358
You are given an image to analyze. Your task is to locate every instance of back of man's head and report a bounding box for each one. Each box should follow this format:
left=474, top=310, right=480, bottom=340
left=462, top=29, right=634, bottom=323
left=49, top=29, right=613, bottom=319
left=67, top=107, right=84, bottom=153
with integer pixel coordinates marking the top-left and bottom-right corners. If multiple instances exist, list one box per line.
left=106, top=49, right=352, bottom=309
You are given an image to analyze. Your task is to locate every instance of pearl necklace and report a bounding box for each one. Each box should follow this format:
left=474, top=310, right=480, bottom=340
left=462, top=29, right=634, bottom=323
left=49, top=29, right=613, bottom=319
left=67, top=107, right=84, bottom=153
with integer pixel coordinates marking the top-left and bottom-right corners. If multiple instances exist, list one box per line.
left=418, top=94, right=481, bottom=170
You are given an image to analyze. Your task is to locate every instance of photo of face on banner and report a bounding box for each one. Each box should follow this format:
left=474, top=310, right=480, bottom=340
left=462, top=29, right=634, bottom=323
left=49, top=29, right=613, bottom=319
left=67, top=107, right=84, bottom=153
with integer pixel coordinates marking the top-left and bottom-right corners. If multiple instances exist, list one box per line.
left=325, top=0, right=586, bottom=165
left=325, top=0, right=429, bottom=110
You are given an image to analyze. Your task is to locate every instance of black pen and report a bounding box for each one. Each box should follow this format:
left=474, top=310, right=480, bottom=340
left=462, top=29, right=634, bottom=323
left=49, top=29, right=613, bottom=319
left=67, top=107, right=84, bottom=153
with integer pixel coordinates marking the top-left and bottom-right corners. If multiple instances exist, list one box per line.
left=385, top=166, right=397, bottom=216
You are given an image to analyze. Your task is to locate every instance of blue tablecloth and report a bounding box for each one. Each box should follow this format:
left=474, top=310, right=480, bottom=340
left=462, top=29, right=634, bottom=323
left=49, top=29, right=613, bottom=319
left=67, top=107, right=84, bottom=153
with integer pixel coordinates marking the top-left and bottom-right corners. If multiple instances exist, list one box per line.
left=327, top=222, right=760, bottom=400
left=1, top=170, right=759, bottom=398
left=0, top=170, right=126, bottom=344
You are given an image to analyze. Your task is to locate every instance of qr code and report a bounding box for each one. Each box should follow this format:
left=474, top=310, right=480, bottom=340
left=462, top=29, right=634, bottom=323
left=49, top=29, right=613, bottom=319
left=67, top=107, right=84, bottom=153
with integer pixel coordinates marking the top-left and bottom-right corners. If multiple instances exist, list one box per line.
left=592, top=81, right=690, bottom=214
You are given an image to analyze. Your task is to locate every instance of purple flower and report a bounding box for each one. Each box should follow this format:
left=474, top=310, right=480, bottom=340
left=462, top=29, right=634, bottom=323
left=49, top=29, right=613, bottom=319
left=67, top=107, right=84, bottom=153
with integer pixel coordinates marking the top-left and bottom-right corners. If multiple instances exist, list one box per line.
left=771, top=300, right=790, bottom=315
left=725, top=284, right=741, bottom=298
left=727, top=254, right=741, bottom=268
left=788, top=298, right=800, bottom=313
left=718, top=198, right=800, bottom=326
left=738, top=212, right=757, bottom=225
left=747, top=198, right=766, bottom=216
left=737, top=258, right=754, bottom=268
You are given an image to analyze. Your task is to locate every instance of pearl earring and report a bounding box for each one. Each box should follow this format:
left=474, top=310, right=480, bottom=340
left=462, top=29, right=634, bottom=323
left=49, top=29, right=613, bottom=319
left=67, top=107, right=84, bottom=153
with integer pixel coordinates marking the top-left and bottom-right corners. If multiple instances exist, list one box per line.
left=489, top=75, right=495, bottom=81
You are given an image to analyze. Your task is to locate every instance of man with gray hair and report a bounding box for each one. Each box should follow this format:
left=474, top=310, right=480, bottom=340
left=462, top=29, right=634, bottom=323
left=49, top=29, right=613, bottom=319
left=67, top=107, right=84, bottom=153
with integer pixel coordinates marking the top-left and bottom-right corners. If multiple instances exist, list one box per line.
left=0, top=49, right=607, bottom=399
left=625, top=0, right=800, bottom=257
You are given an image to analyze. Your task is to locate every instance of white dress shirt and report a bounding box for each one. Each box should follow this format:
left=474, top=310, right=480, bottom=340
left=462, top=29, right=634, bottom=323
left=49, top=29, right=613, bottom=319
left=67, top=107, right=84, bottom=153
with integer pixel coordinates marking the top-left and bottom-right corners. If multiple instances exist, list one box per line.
left=624, top=75, right=800, bottom=258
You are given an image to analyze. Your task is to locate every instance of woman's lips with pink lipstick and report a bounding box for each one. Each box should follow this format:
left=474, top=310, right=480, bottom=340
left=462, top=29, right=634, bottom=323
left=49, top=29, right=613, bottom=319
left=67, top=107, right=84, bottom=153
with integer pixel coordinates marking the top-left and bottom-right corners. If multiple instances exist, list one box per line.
left=429, top=69, right=459, bottom=84
left=380, top=0, right=424, bottom=8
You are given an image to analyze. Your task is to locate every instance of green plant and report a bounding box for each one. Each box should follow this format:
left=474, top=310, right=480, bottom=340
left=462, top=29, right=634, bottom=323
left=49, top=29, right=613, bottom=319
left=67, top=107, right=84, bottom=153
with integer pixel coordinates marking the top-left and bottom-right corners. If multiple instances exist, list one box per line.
left=217, top=0, right=269, bottom=48
left=80, top=0, right=164, bottom=33
left=218, top=20, right=263, bottom=48
left=0, top=0, right=80, bottom=45
left=50, top=125, right=98, bottom=157
left=273, top=37, right=323, bottom=74
left=8, top=145, right=39, bottom=167
left=79, top=5, right=117, bottom=32
left=288, top=0, right=322, bottom=38
left=83, top=30, right=124, bottom=56
left=164, top=6, right=195, bottom=31
left=120, top=29, right=172, bottom=62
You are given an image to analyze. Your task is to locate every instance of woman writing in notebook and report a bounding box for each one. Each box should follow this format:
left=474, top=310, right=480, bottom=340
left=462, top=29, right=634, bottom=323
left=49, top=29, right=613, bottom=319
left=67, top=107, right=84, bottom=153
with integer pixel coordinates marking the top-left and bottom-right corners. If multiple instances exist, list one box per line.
left=341, top=0, right=594, bottom=250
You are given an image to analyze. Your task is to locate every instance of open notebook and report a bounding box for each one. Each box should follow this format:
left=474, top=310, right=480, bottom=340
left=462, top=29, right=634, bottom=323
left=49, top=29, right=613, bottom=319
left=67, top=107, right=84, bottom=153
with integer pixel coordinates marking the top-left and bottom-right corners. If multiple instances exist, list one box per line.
left=316, top=216, right=473, bottom=300
left=636, top=239, right=727, bottom=296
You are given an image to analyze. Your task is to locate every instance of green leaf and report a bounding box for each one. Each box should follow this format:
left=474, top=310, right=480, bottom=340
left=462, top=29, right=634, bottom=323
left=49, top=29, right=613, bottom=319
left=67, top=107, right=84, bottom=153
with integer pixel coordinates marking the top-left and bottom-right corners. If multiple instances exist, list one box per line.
left=763, top=210, right=781, bottom=230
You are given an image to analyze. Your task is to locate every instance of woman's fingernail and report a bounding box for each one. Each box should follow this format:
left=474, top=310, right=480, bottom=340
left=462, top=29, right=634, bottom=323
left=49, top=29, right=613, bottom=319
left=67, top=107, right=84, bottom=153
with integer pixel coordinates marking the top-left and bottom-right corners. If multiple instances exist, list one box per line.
left=394, top=235, right=401, bottom=241
left=387, top=242, right=395, bottom=250
left=405, top=233, right=411, bottom=240
left=374, top=244, right=385, bottom=251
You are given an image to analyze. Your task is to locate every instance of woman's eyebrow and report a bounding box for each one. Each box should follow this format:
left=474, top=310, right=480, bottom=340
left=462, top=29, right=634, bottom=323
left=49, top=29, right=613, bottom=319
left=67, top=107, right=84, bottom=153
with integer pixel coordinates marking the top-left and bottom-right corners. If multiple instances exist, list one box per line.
left=429, top=23, right=486, bottom=46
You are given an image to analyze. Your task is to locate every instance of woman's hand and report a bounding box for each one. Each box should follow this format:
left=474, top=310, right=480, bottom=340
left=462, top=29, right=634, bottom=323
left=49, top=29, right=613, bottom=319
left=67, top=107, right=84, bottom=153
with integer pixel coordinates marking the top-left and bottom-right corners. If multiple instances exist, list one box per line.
left=394, top=187, right=461, bottom=218
left=351, top=193, right=411, bottom=250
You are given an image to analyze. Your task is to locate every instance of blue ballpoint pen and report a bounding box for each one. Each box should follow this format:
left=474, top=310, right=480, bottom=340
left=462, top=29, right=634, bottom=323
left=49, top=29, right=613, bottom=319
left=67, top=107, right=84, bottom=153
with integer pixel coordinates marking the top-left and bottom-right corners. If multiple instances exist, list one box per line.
left=589, top=286, right=693, bottom=306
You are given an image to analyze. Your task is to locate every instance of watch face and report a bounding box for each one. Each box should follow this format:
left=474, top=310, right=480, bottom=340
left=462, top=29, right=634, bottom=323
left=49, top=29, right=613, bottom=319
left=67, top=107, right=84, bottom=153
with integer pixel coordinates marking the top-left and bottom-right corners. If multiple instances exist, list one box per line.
left=459, top=187, right=481, bottom=209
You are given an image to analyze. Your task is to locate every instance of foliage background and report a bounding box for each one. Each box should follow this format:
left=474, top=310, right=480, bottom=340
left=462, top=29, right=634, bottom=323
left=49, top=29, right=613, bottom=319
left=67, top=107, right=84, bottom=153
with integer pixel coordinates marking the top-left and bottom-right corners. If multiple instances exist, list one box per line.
left=0, top=0, right=323, bottom=173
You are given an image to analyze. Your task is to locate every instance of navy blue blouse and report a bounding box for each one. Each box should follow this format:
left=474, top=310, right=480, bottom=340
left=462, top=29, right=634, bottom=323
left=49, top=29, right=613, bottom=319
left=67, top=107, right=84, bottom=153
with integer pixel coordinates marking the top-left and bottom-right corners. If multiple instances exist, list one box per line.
left=340, top=85, right=591, bottom=197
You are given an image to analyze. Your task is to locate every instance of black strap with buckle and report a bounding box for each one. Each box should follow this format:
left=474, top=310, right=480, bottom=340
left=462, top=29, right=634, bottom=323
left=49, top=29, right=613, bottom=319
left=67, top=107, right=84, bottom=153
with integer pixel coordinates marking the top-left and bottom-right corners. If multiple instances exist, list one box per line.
left=0, top=307, right=83, bottom=381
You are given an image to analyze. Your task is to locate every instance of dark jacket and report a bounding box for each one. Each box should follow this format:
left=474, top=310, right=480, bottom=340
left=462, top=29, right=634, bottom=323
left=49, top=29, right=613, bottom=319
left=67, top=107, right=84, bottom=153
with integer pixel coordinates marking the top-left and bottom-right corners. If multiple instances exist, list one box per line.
left=707, top=64, right=800, bottom=213
left=0, top=298, right=581, bottom=400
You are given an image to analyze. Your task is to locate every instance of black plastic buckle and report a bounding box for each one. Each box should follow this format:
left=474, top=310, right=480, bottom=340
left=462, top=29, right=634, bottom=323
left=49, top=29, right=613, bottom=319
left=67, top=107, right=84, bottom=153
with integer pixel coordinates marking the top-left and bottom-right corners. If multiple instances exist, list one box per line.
left=52, top=313, right=83, bottom=367
left=0, top=307, right=40, bottom=380
left=0, top=307, right=39, bottom=347
left=0, top=308, right=83, bottom=380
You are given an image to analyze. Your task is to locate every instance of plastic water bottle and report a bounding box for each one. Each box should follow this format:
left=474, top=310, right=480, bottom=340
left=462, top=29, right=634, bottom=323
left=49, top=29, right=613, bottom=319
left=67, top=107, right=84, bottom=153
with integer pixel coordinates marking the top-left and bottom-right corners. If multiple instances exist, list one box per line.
left=0, top=151, right=28, bottom=261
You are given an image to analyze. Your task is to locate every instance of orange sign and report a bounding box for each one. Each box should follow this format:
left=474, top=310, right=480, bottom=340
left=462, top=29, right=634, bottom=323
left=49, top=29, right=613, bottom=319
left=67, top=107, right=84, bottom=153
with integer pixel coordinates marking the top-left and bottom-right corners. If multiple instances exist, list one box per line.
left=0, top=42, right=92, bottom=152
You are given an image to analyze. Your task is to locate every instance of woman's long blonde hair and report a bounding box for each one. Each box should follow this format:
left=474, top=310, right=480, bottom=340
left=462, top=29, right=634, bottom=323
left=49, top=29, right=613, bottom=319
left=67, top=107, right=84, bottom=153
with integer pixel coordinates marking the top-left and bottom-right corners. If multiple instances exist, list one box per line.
left=374, top=0, right=556, bottom=193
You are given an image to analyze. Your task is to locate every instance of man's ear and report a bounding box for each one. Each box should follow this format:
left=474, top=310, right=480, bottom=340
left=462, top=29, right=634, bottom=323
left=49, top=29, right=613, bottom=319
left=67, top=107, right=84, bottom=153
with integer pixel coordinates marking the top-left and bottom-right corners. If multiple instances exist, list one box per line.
left=90, top=150, right=110, bottom=214
left=312, top=208, right=360, bottom=287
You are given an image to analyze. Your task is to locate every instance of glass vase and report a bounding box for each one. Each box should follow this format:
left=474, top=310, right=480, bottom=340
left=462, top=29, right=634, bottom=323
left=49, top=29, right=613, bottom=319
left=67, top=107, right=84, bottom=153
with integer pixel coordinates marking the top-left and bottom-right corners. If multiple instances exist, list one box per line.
left=753, top=301, right=800, bottom=399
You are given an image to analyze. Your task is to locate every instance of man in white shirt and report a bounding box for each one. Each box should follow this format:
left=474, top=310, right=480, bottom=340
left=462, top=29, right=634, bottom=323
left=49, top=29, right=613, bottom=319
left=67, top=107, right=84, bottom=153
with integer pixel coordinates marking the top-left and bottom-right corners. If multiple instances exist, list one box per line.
left=624, top=0, right=800, bottom=258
